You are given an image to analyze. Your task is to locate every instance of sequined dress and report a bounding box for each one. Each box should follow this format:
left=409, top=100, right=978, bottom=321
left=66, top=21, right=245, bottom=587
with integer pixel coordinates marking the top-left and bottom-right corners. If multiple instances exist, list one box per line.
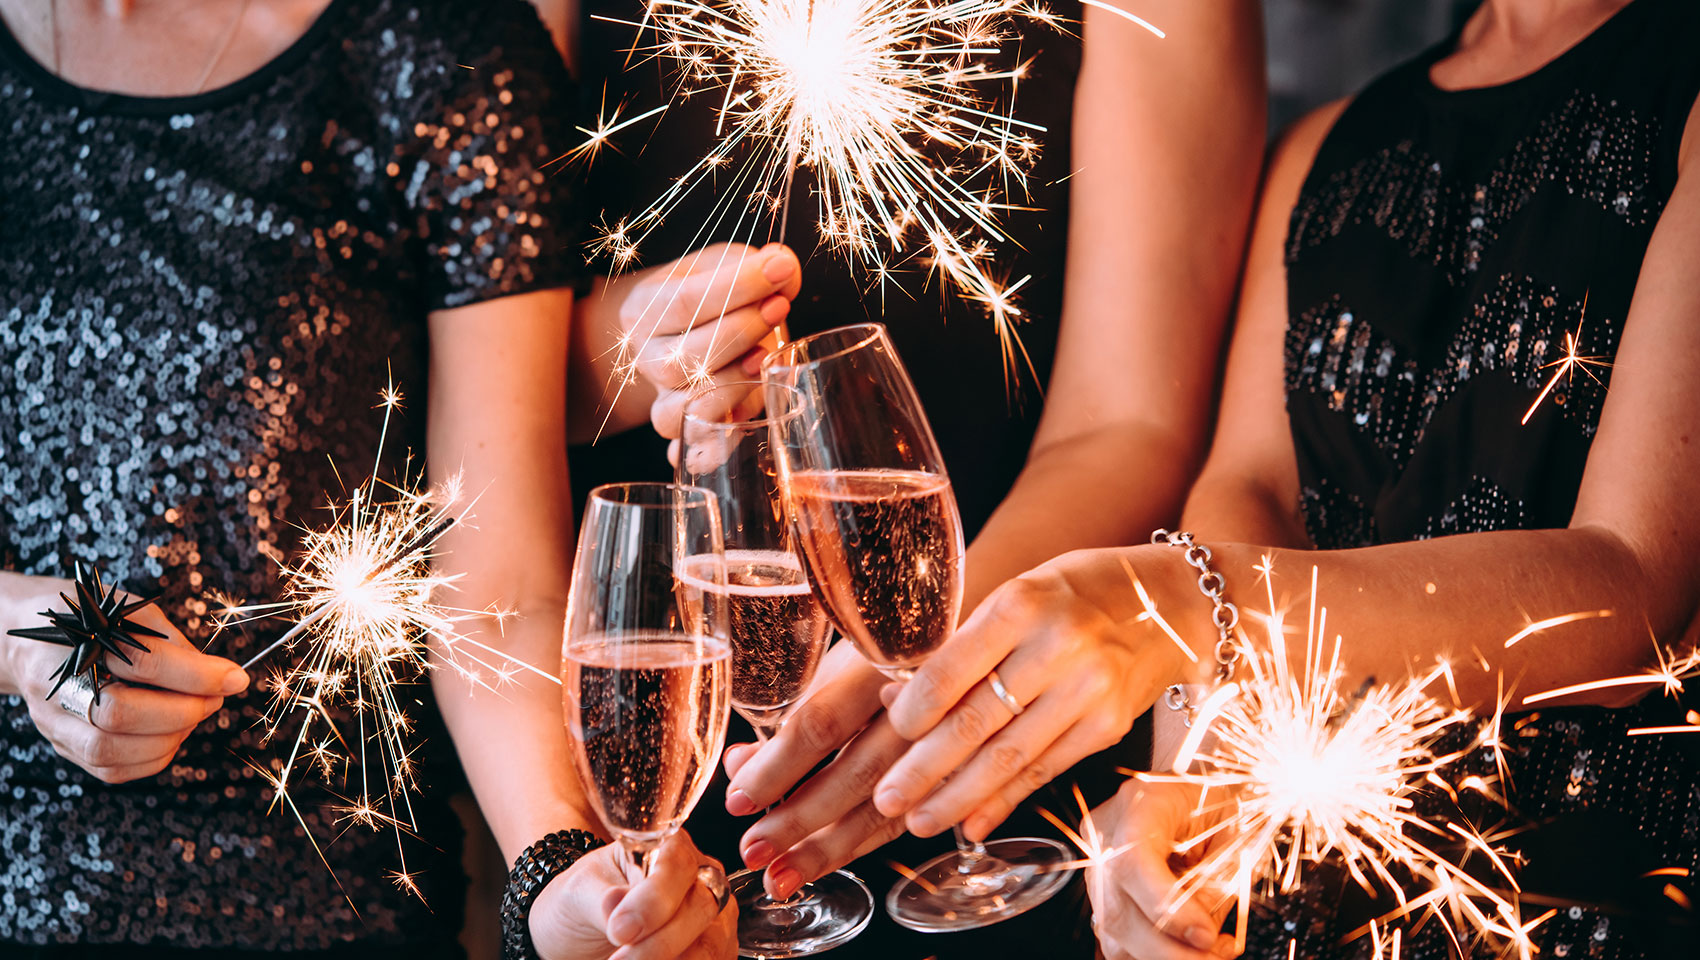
left=1264, top=0, right=1700, bottom=955
left=0, top=0, right=577, bottom=951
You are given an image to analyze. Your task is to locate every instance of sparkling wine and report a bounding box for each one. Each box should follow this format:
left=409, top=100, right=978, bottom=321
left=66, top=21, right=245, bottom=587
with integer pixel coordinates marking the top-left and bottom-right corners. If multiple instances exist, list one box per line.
left=564, top=633, right=730, bottom=845
left=681, top=550, right=831, bottom=723
left=787, top=469, right=964, bottom=675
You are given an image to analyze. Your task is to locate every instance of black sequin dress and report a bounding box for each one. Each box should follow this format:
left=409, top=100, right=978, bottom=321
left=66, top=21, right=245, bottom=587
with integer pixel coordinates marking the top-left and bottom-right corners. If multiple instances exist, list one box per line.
left=1261, top=0, right=1700, bottom=956
left=0, top=0, right=577, bottom=952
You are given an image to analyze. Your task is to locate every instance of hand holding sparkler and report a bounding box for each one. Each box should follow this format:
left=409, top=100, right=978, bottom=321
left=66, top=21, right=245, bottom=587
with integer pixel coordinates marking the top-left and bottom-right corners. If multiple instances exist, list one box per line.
left=613, top=242, right=801, bottom=460
left=1083, top=779, right=1236, bottom=960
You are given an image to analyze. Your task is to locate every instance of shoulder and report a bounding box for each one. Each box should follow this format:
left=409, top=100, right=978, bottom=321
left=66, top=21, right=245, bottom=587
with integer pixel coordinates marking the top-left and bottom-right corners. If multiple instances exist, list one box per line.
left=1266, top=99, right=1350, bottom=201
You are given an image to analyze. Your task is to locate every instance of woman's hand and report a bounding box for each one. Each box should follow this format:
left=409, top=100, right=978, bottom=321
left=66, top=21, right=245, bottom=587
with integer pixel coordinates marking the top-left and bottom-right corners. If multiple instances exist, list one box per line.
left=618, top=242, right=801, bottom=461
left=529, top=831, right=737, bottom=960
left=0, top=573, right=249, bottom=783
left=875, top=546, right=1203, bottom=840
left=1087, top=779, right=1235, bottom=960
left=718, top=642, right=907, bottom=900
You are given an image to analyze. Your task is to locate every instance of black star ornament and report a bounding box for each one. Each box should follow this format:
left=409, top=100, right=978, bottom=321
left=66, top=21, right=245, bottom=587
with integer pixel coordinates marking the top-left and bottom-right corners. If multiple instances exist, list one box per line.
left=6, top=564, right=166, bottom=703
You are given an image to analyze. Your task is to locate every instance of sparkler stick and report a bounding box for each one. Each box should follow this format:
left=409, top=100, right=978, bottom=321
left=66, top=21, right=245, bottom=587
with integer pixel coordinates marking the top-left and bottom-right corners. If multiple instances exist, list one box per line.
left=578, top=0, right=1164, bottom=398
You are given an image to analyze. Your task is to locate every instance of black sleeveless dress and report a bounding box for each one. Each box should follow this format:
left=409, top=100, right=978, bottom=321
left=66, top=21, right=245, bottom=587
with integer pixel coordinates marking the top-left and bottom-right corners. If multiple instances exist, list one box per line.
left=1269, top=1, right=1700, bottom=956
left=0, top=1, right=578, bottom=952
left=574, top=8, right=1125, bottom=957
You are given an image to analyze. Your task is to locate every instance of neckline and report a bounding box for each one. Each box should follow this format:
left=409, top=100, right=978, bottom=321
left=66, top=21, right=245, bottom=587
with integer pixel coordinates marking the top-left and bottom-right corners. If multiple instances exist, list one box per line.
left=0, top=0, right=349, bottom=116
left=1418, top=0, right=1650, bottom=105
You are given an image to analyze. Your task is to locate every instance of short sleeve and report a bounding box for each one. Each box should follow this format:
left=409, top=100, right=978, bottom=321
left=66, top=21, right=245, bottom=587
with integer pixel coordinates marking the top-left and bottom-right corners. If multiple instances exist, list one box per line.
left=398, top=2, right=581, bottom=310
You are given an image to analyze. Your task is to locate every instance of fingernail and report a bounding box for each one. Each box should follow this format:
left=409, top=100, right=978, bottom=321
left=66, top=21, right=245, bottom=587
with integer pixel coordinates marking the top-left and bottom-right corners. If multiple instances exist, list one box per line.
left=742, top=838, right=776, bottom=869
left=879, top=682, right=901, bottom=709
left=1186, top=925, right=1215, bottom=950
left=908, top=810, right=939, bottom=837
left=759, top=294, right=790, bottom=326
left=767, top=866, right=800, bottom=900
left=726, top=789, right=758, bottom=817
left=762, top=251, right=796, bottom=283
left=874, top=787, right=906, bottom=817
left=742, top=348, right=769, bottom=376
left=608, top=913, right=642, bottom=945
left=221, top=668, right=249, bottom=695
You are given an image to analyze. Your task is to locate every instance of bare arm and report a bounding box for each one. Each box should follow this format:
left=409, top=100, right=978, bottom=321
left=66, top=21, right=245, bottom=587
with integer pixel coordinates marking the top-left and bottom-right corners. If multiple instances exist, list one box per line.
left=964, top=0, right=1267, bottom=607
left=427, top=291, right=734, bottom=960
left=879, top=95, right=1700, bottom=842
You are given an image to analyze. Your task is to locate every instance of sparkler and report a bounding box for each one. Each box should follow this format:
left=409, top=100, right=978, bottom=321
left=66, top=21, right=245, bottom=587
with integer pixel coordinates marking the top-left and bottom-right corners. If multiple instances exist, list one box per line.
left=1138, top=562, right=1535, bottom=956
left=582, top=0, right=1163, bottom=395
left=216, top=385, right=558, bottom=898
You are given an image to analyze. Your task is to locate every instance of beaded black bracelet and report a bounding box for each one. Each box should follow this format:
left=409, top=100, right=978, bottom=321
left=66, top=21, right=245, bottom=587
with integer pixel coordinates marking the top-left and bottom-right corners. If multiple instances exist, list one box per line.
left=499, top=828, right=608, bottom=960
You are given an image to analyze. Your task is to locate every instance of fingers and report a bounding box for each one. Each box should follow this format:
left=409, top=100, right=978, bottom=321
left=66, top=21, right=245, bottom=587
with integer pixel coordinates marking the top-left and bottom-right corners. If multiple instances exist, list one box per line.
left=1090, top=869, right=1224, bottom=960
left=606, top=834, right=702, bottom=947
left=760, top=798, right=904, bottom=900
left=624, top=243, right=800, bottom=338
left=634, top=302, right=783, bottom=392
left=736, top=714, right=908, bottom=869
left=913, top=703, right=1090, bottom=840
left=650, top=361, right=764, bottom=440
left=87, top=682, right=224, bottom=735
left=724, top=652, right=886, bottom=814
left=611, top=880, right=727, bottom=960
left=884, top=581, right=1030, bottom=741
left=105, top=613, right=248, bottom=696
left=34, top=705, right=183, bottom=783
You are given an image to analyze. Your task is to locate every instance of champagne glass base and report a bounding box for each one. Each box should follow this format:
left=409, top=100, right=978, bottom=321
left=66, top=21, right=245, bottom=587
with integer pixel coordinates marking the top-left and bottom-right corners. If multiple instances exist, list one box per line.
left=884, top=837, right=1075, bottom=934
left=731, top=867, right=875, bottom=958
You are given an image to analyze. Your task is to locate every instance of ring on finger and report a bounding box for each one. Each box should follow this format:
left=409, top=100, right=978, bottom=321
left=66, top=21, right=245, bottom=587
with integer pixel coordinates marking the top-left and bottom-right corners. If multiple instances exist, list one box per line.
left=56, top=672, right=103, bottom=724
left=696, top=863, right=731, bottom=913
left=987, top=669, right=1023, bottom=717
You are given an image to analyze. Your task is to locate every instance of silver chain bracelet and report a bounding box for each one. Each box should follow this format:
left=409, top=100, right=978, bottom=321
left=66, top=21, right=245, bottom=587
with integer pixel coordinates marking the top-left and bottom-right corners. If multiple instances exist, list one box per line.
left=1151, top=529, right=1241, bottom=719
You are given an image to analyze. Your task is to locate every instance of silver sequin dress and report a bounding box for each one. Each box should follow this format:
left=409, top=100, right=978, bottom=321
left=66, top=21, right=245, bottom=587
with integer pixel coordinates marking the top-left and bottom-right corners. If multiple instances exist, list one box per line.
left=0, top=0, right=578, bottom=950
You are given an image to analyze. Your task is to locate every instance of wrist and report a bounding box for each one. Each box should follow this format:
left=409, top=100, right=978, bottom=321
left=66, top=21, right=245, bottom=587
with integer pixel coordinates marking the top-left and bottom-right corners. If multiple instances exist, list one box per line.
left=501, top=828, right=609, bottom=960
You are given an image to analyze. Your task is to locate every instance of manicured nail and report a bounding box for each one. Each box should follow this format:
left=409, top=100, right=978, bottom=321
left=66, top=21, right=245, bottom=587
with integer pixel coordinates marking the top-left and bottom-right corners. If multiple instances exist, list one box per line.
left=879, top=682, right=901, bottom=709
left=762, top=251, right=796, bottom=283
left=1185, top=925, right=1215, bottom=950
left=767, top=866, right=801, bottom=900
left=742, top=349, right=769, bottom=376
left=908, top=810, right=940, bottom=837
left=759, top=294, right=790, bottom=326
left=221, top=668, right=250, bottom=695
left=726, top=789, right=758, bottom=817
left=741, top=838, right=776, bottom=869
left=608, top=913, right=642, bottom=945
left=875, top=787, right=906, bottom=817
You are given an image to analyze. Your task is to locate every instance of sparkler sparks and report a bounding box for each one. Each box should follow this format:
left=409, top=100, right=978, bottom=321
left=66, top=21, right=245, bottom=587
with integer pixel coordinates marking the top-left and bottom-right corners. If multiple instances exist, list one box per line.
left=1139, top=563, right=1533, bottom=956
left=585, top=0, right=1163, bottom=394
left=1520, top=294, right=1612, bottom=426
left=216, top=385, right=558, bottom=898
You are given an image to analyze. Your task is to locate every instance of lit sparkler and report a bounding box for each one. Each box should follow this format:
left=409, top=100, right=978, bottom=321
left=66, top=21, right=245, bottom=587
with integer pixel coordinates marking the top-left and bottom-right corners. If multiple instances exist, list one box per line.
left=216, top=385, right=558, bottom=897
left=1139, top=562, right=1534, bottom=956
left=582, top=0, right=1162, bottom=394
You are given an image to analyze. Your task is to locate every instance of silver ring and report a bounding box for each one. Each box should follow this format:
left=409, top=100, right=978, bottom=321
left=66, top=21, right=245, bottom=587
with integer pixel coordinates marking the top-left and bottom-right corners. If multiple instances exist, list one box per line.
left=987, top=669, right=1023, bottom=717
left=56, top=672, right=100, bottom=725
left=696, top=864, right=731, bottom=913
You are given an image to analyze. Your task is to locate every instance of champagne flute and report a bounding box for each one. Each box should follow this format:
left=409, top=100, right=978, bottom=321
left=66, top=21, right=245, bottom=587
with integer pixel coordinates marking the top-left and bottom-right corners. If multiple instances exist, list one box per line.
left=677, top=381, right=875, bottom=958
left=763, top=324, right=1074, bottom=933
left=563, top=482, right=733, bottom=889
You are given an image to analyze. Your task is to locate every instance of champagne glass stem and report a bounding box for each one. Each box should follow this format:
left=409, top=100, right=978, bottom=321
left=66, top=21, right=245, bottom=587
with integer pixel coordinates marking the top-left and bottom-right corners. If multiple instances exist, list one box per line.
left=953, top=825, right=988, bottom=873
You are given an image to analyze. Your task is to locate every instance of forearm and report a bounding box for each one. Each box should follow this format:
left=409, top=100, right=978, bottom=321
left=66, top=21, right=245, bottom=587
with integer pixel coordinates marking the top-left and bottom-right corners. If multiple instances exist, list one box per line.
left=432, top=607, right=600, bottom=861
left=965, top=422, right=1201, bottom=612
left=1134, top=526, right=1694, bottom=712
left=1179, top=475, right=1313, bottom=551
left=569, top=273, right=659, bottom=444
